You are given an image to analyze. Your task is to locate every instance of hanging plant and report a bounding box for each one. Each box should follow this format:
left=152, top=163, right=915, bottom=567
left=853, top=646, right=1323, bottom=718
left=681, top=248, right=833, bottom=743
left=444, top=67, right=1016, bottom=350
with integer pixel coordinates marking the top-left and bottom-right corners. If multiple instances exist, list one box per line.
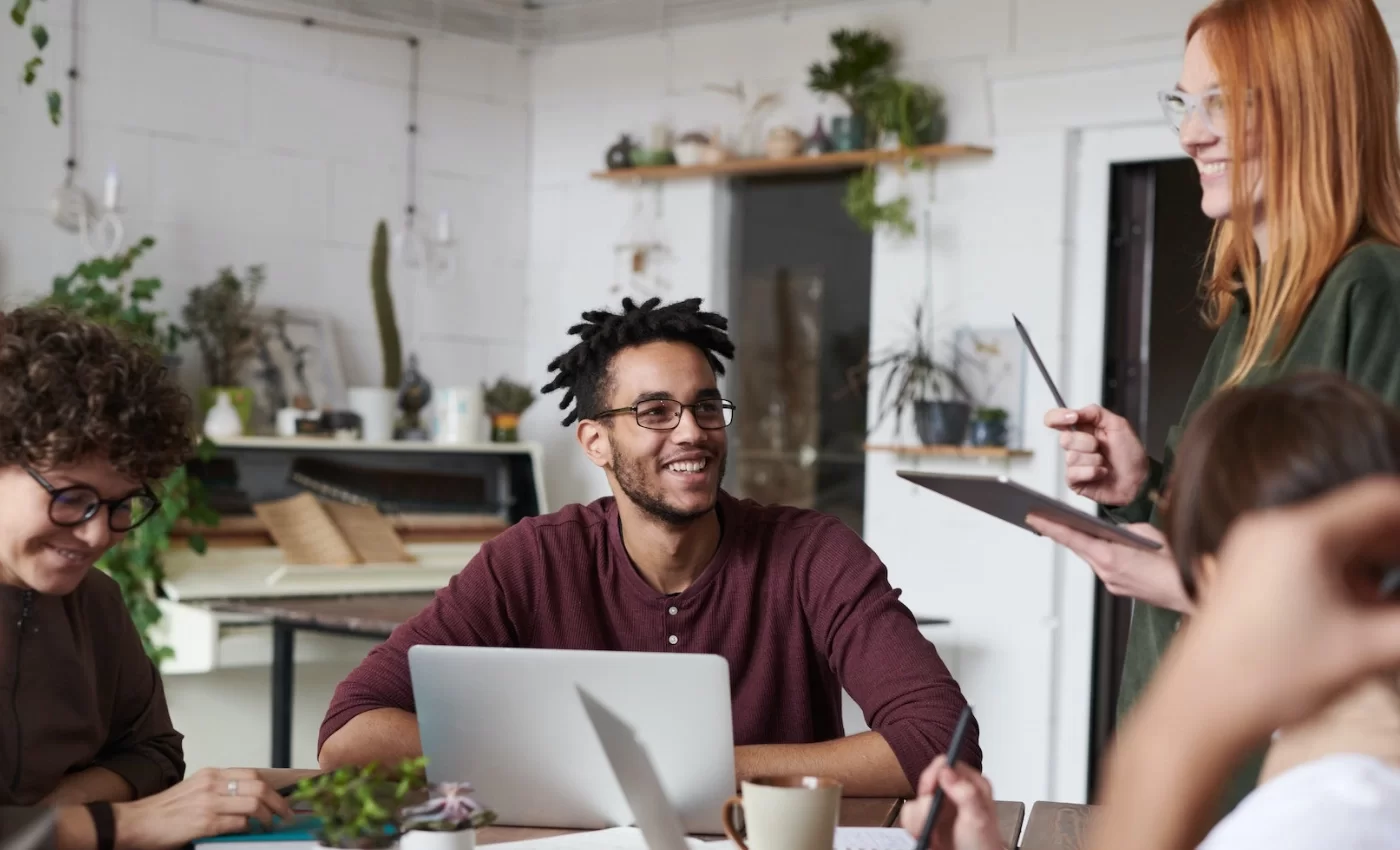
left=843, top=167, right=915, bottom=237
left=11, top=0, right=62, bottom=124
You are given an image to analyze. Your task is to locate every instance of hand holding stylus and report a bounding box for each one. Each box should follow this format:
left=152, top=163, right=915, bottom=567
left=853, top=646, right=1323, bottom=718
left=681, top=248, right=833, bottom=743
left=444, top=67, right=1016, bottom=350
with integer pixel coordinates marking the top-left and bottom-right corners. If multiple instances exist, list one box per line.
left=1043, top=404, right=1152, bottom=507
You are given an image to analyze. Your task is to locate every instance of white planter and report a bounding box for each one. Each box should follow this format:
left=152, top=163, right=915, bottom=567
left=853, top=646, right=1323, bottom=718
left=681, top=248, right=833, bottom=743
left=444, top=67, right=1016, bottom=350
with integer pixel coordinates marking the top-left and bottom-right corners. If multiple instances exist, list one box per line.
left=203, top=391, right=244, bottom=439
left=433, top=386, right=485, bottom=445
left=399, top=829, right=475, bottom=850
left=348, top=386, right=397, bottom=443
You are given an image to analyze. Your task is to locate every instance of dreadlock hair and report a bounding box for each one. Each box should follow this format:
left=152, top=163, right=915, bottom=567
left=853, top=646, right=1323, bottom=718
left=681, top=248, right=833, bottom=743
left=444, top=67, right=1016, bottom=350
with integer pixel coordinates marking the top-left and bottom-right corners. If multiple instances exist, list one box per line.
left=541, top=297, right=735, bottom=426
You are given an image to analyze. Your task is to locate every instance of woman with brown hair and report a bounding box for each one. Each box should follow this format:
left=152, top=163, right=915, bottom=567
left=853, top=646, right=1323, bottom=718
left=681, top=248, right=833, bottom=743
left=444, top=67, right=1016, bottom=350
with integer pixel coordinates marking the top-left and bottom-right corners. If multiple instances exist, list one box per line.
left=1028, top=0, right=1400, bottom=804
left=902, top=373, right=1400, bottom=848
left=0, top=307, right=292, bottom=849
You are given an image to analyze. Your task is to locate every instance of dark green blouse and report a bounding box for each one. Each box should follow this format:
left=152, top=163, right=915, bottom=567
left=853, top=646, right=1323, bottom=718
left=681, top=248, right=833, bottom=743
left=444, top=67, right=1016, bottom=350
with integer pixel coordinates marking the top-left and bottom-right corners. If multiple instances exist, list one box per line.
left=1107, top=241, right=1400, bottom=813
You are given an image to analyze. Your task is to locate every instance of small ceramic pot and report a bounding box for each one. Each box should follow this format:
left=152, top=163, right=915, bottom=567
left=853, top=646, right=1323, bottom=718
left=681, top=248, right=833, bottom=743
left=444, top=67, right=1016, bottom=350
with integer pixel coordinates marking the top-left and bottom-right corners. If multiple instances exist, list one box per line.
left=764, top=126, right=803, bottom=159
left=400, top=830, right=475, bottom=850
left=674, top=140, right=707, bottom=167
left=830, top=115, right=869, bottom=151
left=968, top=417, right=1009, bottom=447
left=914, top=400, right=971, bottom=446
left=348, top=387, right=397, bottom=443
left=490, top=413, right=521, bottom=443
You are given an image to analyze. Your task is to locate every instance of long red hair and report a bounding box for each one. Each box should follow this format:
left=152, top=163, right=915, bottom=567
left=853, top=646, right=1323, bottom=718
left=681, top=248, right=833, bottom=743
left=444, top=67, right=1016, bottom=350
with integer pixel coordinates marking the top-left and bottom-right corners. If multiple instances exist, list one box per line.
left=1189, top=0, right=1400, bottom=384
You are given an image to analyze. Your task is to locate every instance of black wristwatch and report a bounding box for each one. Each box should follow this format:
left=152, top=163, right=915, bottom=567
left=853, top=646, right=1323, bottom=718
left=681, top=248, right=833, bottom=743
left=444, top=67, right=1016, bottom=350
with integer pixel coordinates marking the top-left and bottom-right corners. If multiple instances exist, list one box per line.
left=84, top=801, right=115, bottom=850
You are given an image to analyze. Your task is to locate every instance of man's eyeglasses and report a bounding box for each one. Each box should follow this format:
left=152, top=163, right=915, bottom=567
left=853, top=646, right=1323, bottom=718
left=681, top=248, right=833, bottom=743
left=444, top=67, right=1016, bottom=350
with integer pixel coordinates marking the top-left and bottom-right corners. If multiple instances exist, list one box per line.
left=25, top=466, right=161, bottom=532
left=592, top=398, right=736, bottom=431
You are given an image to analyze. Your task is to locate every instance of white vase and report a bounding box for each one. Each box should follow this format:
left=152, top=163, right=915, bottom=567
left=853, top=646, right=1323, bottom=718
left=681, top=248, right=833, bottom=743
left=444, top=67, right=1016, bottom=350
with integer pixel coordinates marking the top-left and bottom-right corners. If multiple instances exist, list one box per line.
left=433, top=386, right=485, bottom=445
left=399, top=829, right=475, bottom=850
left=348, top=386, right=397, bottom=443
left=203, top=391, right=244, bottom=439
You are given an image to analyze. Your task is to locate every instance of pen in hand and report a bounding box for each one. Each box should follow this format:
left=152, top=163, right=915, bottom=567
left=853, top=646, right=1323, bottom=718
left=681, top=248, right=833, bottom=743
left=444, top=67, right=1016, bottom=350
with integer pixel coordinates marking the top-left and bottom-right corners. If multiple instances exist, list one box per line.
left=913, top=704, right=976, bottom=850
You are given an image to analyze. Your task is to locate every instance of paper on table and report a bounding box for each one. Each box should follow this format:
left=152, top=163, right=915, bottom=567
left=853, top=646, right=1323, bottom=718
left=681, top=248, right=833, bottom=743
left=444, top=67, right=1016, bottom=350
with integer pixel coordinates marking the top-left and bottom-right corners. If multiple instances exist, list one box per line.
left=700, top=829, right=915, bottom=850
left=489, top=827, right=711, bottom=850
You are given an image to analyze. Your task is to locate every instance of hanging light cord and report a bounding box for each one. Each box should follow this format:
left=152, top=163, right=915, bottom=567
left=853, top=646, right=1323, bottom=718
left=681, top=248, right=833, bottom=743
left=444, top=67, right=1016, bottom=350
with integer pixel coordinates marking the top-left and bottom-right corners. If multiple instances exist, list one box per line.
left=405, top=37, right=420, bottom=233
left=64, top=0, right=80, bottom=181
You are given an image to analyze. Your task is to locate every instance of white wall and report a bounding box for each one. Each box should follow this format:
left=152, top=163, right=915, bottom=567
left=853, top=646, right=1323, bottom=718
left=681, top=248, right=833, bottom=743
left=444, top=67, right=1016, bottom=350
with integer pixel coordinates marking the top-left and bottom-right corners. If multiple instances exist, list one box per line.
left=0, top=0, right=531, bottom=773
left=0, top=0, right=531, bottom=395
left=518, top=0, right=1212, bottom=805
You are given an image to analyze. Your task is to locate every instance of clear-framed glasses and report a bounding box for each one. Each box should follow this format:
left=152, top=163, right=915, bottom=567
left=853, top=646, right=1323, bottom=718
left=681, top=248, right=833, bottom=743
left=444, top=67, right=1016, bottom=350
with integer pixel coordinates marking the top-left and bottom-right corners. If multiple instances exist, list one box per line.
left=592, top=398, right=736, bottom=431
left=24, top=466, right=161, bottom=532
left=1157, top=88, right=1230, bottom=135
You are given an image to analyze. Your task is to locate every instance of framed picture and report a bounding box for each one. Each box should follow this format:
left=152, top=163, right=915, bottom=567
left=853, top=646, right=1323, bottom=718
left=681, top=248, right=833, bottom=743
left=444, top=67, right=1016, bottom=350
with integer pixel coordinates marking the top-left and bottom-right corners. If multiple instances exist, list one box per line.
left=954, top=326, right=1028, bottom=448
left=242, top=308, right=347, bottom=429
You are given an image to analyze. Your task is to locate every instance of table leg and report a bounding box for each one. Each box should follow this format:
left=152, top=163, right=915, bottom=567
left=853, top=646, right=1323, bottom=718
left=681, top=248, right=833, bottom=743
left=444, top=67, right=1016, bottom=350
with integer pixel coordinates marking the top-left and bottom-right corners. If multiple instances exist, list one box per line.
left=271, top=622, right=295, bottom=769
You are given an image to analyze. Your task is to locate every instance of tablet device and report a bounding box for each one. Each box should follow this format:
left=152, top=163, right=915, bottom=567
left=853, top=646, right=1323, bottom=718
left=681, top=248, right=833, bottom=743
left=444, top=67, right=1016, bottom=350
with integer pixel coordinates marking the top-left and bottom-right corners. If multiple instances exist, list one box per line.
left=898, top=470, right=1163, bottom=551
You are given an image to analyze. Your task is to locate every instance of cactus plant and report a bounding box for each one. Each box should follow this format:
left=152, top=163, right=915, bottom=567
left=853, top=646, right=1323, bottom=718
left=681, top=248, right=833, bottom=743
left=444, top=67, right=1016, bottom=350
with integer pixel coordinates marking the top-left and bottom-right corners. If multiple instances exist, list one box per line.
left=371, top=220, right=403, bottom=389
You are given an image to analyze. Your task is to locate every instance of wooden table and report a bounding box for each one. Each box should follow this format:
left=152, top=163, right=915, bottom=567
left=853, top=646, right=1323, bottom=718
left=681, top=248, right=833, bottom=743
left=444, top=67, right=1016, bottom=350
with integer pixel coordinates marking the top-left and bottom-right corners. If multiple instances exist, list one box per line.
left=1019, top=802, right=1093, bottom=850
left=210, top=594, right=437, bottom=767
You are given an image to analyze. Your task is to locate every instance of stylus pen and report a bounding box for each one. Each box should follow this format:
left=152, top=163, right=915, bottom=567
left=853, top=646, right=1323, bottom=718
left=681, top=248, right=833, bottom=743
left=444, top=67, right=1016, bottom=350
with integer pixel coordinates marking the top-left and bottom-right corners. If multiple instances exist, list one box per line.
left=913, top=704, right=976, bottom=850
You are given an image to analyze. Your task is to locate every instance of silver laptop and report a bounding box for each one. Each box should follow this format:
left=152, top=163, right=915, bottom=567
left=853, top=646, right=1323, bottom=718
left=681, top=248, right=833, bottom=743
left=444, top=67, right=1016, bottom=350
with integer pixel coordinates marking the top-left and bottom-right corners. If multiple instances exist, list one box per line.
left=578, top=687, right=713, bottom=847
left=408, top=646, right=735, bottom=834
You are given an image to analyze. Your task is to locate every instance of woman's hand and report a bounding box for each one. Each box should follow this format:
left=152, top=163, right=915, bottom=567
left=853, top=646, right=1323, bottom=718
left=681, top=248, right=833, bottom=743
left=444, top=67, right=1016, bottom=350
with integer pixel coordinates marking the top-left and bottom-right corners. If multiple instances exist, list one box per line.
left=113, top=768, right=293, bottom=850
left=1044, top=405, right=1150, bottom=506
left=1025, top=517, right=1192, bottom=613
left=900, top=757, right=1005, bottom=850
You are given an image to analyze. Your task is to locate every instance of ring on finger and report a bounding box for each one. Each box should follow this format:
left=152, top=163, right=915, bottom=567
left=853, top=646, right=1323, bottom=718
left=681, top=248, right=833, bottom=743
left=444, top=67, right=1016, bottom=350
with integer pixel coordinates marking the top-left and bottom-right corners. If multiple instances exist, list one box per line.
left=226, top=779, right=239, bottom=797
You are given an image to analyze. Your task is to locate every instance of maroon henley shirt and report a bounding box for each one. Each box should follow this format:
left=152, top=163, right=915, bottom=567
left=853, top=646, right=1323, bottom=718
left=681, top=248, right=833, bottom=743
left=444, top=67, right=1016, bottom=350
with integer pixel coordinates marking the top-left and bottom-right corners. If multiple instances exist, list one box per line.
left=320, top=491, right=979, bottom=785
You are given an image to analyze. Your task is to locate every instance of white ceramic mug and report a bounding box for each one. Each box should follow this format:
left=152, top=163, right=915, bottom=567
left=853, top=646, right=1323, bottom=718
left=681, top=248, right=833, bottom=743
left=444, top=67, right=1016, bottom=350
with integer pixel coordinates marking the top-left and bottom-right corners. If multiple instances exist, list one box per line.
left=722, top=776, right=842, bottom=850
left=348, top=386, right=396, bottom=443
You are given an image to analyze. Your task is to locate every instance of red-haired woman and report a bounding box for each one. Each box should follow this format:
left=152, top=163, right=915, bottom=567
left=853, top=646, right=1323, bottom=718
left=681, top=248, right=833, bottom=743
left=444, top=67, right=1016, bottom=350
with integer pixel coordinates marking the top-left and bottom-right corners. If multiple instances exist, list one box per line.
left=1028, top=0, right=1400, bottom=802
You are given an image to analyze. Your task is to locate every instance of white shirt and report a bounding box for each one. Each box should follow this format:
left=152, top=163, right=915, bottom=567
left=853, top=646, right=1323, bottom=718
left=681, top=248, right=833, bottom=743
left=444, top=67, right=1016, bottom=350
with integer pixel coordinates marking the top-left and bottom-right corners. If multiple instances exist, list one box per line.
left=1198, top=753, right=1400, bottom=850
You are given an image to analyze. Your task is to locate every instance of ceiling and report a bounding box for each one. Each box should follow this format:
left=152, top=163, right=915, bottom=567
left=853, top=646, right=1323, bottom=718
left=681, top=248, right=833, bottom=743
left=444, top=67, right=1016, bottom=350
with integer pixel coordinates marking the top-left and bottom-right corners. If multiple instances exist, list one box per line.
left=277, top=0, right=858, bottom=46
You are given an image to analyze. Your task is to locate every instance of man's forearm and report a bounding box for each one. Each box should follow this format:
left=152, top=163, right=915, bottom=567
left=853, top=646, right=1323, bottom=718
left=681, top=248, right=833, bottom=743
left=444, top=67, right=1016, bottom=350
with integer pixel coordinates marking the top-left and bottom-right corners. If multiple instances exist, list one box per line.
left=735, top=732, right=911, bottom=797
left=318, top=708, right=422, bottom=770
left=41, top=768, right=133, bottom=806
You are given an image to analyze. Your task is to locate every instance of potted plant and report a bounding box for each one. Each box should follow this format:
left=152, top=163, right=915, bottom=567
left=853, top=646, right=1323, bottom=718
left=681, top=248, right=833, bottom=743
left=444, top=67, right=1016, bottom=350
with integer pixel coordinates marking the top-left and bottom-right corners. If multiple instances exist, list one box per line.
left=864, top=77, right=947, bottom=149
left=482, top=377, right=535, bottom=442
left=807, top=28, right=895, bottom=151
left=291, top=758, right=429, bottom=849
left=183, top=264, right=266, bottom=434
left=968, top=407, right=1010, bottom=447
left=398, top=782, right=496, bottom=850
left=349, top=221, right=404, bottom=443
left=859, top=304, right=972, bottom=446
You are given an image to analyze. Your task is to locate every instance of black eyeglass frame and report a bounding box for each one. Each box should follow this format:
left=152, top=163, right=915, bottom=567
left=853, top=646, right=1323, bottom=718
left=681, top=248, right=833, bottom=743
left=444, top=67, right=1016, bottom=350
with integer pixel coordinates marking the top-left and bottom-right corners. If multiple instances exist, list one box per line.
left=590, top=398, right=737, bottom=431
left=24, top=466, right=161, bottom=532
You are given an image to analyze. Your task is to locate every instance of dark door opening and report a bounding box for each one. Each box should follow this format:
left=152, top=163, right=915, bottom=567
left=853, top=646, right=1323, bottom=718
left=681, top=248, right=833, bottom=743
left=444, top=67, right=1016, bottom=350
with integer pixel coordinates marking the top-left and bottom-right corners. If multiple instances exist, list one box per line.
left=1088, top=157, right=1216, bottom=794
left=727, top=173, right=874, bottom=532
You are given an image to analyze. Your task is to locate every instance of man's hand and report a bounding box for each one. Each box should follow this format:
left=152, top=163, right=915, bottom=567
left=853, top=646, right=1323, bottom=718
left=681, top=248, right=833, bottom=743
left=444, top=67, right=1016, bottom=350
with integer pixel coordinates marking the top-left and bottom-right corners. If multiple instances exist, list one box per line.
left=1025, top=517, right=1191, bottom=613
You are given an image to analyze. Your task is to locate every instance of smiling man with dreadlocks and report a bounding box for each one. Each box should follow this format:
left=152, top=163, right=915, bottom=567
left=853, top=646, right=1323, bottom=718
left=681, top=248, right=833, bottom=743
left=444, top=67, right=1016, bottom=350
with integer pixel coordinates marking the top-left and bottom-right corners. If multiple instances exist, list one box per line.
left=319, top=297, right=976, bottom=795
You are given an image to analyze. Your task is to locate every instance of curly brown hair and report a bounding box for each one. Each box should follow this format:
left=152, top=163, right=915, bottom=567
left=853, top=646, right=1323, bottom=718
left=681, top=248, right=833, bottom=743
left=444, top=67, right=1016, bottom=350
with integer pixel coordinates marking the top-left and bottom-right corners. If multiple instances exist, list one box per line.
left=0, top=307, right=193, bottom=482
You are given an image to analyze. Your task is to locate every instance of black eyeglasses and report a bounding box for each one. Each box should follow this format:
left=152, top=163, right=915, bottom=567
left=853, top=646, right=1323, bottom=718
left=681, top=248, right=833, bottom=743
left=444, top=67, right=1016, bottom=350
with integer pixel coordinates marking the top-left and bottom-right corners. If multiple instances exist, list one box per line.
left=25, top=466, right=161, bottom=532
left=592, top=398, right=736, bottom=431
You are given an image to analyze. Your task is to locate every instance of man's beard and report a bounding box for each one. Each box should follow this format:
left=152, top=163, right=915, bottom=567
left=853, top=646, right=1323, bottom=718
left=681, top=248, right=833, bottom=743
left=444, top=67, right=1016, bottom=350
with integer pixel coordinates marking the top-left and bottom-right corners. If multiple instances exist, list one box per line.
left=609, top=434, right=725, bottom=527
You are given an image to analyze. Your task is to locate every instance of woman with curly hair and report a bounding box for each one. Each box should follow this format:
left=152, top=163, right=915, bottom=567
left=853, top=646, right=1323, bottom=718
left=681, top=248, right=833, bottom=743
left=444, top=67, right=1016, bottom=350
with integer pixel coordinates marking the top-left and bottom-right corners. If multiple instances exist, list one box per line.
left=0, top=307, right=292, bottom=849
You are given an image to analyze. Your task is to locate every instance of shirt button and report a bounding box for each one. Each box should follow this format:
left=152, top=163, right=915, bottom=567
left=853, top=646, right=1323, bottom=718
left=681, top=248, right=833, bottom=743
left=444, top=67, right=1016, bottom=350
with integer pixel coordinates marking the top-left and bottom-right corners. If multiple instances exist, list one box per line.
left=668, top=635, right=678, bottom=645
left=668, top=606, right=678, bottom=615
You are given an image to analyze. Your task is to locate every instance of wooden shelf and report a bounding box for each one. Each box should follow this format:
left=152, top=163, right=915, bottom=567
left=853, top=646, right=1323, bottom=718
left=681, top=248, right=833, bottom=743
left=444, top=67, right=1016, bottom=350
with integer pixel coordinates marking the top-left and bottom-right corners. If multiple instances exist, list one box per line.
left=591, top=143, right=992, bottom=181
left=864, top=443, right=1032, bottom=459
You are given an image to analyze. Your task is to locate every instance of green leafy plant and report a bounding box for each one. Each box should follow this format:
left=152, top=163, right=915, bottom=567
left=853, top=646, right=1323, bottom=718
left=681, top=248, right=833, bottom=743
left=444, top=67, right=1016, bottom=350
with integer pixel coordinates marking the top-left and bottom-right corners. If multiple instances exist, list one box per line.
left=807, top=28, right=895, bottom=126
left=182, top=265, right=266, bottom=387
left=482, top=377, right=536, bottom=416
left=973, top=407, right=1009, bottom=423
left=36, top=236, right=220, bottom=663
left=847, top=303, right=970, bottom=435
left=843, top=167, right=915, bottom=237
left=10, top=0, right=61, bottom=124
left=371, top=221, right=403, bottom=389
left=292, top=757, right=429, bottom=849
left=864, top=77, right=946, bottom=148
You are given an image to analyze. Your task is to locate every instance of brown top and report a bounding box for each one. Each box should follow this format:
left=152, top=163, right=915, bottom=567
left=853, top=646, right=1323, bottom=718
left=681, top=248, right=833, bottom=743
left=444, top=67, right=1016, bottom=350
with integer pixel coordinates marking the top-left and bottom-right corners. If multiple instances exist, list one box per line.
left=321, top=491, right=978, bottom=786
left=0, top=571, right=184, bottom=805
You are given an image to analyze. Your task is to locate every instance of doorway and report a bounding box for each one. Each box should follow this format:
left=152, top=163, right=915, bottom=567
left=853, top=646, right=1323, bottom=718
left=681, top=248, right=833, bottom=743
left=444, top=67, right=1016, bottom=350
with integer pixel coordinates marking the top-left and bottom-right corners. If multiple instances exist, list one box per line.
left=1088, top=156, right=1216, bottom=792
left=727, top=172, right=874, bottom=533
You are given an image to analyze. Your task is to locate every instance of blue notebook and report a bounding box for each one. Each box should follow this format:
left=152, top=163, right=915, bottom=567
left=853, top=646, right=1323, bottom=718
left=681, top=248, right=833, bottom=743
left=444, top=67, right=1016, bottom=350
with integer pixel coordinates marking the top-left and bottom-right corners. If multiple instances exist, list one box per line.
left=195, top=816, right=322, bottom=844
